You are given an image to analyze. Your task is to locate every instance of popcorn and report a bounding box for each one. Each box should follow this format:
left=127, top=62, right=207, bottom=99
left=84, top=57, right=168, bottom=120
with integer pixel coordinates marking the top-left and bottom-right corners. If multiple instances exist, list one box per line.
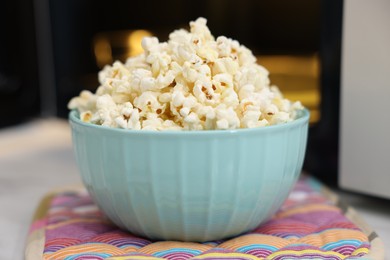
left=68, top=18, right=304, bottom=131
left=215, top=105, right=240, bottom=130
left=68, top=90, right=96, bottom=114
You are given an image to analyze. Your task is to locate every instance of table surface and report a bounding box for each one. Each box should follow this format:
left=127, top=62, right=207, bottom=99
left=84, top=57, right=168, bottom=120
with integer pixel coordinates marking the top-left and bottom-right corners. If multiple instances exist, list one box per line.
left=0, top=118, right=389, bottom=260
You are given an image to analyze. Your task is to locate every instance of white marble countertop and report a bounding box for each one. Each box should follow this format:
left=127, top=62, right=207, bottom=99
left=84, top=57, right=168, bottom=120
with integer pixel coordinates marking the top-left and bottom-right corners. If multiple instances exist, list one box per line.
left=0, top=118, right=388, bottom=259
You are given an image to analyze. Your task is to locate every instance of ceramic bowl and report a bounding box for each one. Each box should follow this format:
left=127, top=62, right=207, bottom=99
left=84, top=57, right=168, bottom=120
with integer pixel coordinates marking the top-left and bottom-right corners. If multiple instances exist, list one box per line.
left=69, top=109, right=309, bottom=242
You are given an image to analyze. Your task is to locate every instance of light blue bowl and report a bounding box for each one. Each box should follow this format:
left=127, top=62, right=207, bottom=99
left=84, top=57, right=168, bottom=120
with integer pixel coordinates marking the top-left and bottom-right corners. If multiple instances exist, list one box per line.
left=69, top=109, right=309, bottom=242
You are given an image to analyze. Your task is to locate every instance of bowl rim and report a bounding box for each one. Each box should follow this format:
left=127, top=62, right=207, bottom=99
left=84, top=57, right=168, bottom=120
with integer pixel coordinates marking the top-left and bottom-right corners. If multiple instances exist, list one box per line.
left=69, top=108, right=309, bottom=136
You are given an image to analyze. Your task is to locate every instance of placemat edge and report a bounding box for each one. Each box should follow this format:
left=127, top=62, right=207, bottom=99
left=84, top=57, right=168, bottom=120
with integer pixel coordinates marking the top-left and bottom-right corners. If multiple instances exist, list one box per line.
left=24, top=185, right=85, bottom=260
left=313, top=177, right=385, bottom=260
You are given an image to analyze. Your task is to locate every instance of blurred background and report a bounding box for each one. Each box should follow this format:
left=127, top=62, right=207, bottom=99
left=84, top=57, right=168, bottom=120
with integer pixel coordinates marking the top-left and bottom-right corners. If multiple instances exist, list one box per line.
left=2, top=2, right=390, bottom=258
left=0, top=0, right=342, bottom=185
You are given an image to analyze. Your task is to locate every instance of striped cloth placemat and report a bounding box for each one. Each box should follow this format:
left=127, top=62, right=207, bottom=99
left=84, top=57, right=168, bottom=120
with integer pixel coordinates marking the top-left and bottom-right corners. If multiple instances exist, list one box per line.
left=25, top=175, right=384, bottom=260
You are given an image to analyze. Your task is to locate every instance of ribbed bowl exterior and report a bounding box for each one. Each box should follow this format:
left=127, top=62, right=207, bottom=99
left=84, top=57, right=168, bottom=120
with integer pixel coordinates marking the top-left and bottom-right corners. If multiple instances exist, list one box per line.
left=69, top=109, right=309, bottom=242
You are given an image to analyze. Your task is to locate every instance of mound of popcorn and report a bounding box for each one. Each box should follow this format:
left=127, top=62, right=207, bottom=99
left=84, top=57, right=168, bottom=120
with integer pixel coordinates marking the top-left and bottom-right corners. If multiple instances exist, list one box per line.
left=68, top=18, right=303, bottom=131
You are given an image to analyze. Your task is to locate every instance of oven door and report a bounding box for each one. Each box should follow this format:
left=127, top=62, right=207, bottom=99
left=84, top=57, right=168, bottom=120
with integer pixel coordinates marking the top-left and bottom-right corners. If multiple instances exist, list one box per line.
left=340, top=0, right=390, bottom=199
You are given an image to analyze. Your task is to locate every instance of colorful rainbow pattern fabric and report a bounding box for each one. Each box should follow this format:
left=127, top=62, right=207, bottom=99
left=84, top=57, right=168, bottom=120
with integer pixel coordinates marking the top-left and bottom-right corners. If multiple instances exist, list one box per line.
left=27, top=176, right=375, bottom=259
